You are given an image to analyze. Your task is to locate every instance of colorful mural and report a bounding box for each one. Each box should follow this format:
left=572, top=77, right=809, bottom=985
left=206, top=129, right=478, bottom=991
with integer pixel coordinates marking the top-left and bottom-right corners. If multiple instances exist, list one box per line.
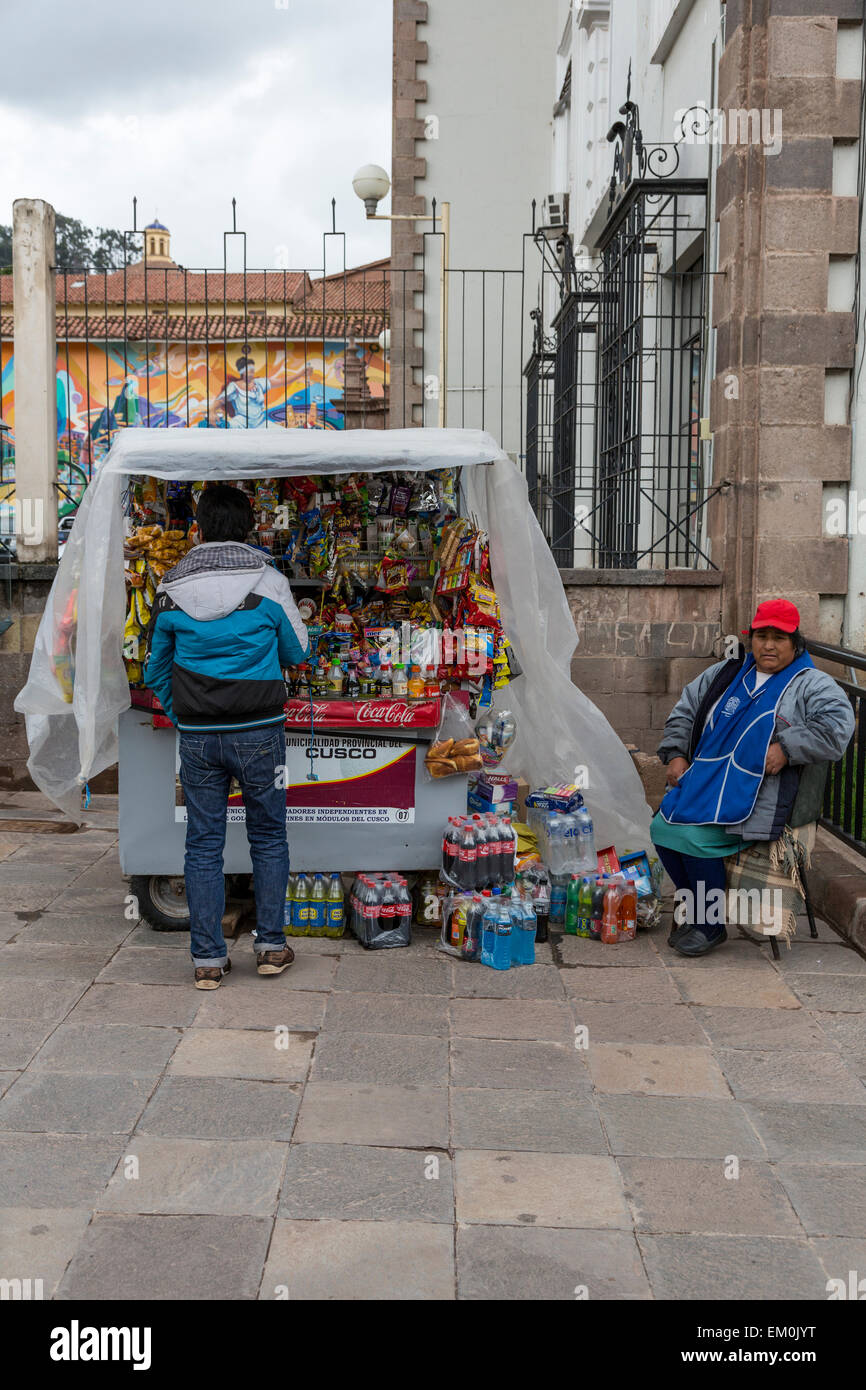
left=0, top=339, right=387, bottom=474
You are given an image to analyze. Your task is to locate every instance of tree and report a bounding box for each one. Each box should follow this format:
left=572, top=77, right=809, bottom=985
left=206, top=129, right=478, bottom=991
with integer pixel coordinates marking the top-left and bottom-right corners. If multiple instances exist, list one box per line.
left=0, top=215, right=136, bottom=273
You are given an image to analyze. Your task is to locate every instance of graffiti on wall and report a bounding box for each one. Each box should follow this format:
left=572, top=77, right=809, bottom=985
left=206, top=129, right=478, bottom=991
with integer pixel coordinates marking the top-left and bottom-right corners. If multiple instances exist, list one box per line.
left=0, top=339, right=387, bottom=472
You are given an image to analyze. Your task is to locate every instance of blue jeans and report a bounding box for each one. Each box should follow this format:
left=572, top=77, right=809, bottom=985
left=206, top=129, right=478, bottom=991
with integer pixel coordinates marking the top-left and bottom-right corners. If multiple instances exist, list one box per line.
left=654, top=845, right=728, bottom=936
left=179, top=726, right=289, bottom=967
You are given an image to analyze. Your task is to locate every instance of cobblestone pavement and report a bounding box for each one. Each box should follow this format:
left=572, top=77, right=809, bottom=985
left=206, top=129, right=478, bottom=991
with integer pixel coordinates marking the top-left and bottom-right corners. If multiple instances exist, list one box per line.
left=1, top=797, right=865, bottom=1301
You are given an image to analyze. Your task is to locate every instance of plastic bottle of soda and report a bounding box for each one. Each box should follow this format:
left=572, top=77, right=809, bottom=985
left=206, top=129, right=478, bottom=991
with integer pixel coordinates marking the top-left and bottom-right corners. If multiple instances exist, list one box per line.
left=499, top=815, right=516, bottom=886
left=509, top=889, right=523, bottom=966
left=326, top=873, right=344, bottom=938
left=601, top=880, right=621, bottom=944
left=309, top=873, right=327, bottom=937
left=519, top=895, right=537, bottom=965
left=462, top=892, right=484, bottom=962
left=292, top=873, right=310, bottom=936
left=457, top=818, right=478, bottom=892
left=589, top=877, right=606, bottom=940
left=479, top=889, right=497, bottom=967
left=565, top=874, right=581, bottom=935
left=534, top=884, right=550, bottom=943
left=472, top=814, right=490, bottom=891
left=491, top=888, right=512, bottom=971
left=379, top=876, right=398, bottom=938
left=618, top=881, right=638, bottom=941
left=395, top=877, right=412, bottom=939
left=284, top=873, right=296, bottom=931
left=442, top=817, right=461, bottom=882
left=481, top=813, right=498, bottom=889
left=549, top=874, right=568, bottom=928
left=577, top=877, right=594, bottom=938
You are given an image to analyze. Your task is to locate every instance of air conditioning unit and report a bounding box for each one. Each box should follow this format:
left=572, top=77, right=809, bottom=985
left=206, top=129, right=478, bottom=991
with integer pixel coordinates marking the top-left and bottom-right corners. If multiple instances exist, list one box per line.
left=541, top=192, right=569, bottom=231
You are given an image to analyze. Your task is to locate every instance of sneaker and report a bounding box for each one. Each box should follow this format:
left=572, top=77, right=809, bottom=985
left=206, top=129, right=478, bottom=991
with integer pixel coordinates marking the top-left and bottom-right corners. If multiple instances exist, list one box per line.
left=257, top=945, right=295, bottom=976
left=194, top=958, right=232, bottom=990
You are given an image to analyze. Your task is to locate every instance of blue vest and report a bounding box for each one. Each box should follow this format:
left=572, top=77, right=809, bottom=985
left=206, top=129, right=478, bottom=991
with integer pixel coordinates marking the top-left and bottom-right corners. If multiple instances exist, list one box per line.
left=660, top=651, right=813, bottom=827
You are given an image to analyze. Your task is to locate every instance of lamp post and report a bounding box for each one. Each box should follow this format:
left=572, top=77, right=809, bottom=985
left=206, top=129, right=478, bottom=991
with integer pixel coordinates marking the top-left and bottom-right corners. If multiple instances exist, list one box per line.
left=352, top=164, right=450, bottom=428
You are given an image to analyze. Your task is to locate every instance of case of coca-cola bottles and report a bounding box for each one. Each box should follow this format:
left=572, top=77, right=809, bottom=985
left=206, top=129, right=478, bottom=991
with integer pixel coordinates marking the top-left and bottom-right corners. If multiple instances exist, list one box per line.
left=441, top=813, right=516, bottom=892
left=348, top=873, right=413, bottom=949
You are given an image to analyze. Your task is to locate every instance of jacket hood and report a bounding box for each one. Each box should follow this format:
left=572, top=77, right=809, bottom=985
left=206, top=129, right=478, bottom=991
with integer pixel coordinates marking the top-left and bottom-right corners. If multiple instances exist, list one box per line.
left=161, top=542, right=267, bottom=621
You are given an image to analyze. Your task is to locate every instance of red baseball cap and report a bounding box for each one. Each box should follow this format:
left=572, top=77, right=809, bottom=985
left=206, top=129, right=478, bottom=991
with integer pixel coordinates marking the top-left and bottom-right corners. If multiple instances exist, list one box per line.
left=748, top=599, right=800, bottom=634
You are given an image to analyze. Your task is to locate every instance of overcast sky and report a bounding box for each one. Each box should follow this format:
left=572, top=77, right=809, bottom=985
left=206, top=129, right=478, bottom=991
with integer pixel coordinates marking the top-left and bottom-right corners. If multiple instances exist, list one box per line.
left=1, top=0, right=393, bottom=273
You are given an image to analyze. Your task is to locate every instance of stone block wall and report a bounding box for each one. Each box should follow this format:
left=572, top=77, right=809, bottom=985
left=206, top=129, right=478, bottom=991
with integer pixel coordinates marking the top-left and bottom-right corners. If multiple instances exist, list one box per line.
left=563, top=571, right=725, bottom=753
left=0, top=568, right=54, bottom=789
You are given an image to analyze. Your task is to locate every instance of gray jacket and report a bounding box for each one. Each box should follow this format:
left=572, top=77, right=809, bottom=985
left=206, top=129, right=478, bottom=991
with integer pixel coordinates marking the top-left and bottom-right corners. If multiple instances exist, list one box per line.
left=657, top=660, right=854, bottom=840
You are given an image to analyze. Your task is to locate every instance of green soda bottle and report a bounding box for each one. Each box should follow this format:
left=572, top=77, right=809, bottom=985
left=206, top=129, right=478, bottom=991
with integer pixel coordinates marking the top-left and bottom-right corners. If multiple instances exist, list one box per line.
left=284, top=873, right=296, bottom=931
left=292, top=873, right=310, bottom=937
left=564, top=874, right=581, bottom=934
left=309, top=873, right=327, bottom=937
left=325, top=873, right=345, bottom=938
left=577, top=877, right=594, bottom=938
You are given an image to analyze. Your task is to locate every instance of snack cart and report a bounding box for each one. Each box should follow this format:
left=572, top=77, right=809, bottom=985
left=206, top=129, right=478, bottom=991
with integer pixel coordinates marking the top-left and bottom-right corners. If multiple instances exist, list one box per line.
left=16, top=426, right=653, bottom=930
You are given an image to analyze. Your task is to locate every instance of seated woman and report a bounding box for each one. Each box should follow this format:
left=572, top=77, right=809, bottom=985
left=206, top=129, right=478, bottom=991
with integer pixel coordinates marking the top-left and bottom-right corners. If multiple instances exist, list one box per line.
left=651, top=599, right=854, bottom=957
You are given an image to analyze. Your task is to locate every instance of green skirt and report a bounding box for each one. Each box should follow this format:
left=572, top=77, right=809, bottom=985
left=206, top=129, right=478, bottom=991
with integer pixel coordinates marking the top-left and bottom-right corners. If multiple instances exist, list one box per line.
left=650, top=811, right=748, bottom=859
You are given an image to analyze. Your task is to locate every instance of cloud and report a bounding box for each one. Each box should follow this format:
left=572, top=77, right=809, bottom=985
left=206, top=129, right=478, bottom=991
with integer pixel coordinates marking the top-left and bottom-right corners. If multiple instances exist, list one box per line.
left=1, top=0, right=393, bottom=268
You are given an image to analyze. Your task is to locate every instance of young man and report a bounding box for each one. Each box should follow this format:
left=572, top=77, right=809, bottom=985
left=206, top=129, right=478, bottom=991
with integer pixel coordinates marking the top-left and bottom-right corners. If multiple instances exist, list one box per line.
left=144, top=484, right=309, bottom=988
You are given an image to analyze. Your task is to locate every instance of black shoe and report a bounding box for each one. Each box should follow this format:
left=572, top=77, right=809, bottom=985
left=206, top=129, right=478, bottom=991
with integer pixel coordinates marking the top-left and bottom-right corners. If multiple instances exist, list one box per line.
left=672, top=927, right=728, bottom=958
left=668, top=920, right=692, bottom=948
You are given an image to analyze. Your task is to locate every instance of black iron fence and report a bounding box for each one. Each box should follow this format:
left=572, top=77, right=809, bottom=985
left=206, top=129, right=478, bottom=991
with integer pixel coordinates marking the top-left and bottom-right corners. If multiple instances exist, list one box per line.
left=805, top=638, right=866, bottom=856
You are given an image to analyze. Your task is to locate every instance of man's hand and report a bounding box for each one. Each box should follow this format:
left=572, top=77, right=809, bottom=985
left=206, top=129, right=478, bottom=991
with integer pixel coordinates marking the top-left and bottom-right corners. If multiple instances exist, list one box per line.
left=764, top=743, right=788, bottom=776
left=665, top=756, right=689, bottom=788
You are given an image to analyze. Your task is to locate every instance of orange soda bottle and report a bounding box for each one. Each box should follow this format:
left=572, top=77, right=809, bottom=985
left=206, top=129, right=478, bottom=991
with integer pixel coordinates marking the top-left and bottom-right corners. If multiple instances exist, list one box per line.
left=601, top=880, right=621, bottom=944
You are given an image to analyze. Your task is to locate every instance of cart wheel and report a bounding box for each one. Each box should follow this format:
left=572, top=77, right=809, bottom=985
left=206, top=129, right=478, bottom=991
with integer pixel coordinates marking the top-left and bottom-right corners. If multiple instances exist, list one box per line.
left=131, top=874, right=191, bottom=933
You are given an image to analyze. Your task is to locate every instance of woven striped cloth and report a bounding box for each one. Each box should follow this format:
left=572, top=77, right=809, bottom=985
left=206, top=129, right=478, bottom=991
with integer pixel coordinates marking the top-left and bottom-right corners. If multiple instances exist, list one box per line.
left=725, top=824, right=816, bottom=949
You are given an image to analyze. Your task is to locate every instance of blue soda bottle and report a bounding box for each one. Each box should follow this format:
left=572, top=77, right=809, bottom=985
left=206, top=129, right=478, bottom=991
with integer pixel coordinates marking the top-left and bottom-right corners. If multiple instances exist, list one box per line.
left=491, top=888, right=512, bottom=971
left=520, top=897, right=537, bottom=964
left=509, top=893, right=522, bottom=966
left=479, top=890, right=497, bottom=967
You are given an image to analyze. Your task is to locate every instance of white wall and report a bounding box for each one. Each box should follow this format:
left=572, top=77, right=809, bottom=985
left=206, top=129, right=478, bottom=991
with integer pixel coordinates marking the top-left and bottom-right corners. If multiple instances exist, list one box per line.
left=413, top=0, right=560, bottom=453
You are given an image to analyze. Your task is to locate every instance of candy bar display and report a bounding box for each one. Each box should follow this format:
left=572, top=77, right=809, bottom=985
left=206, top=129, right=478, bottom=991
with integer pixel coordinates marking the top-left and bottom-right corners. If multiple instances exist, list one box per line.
left=121, top=469, right=519, bottom=733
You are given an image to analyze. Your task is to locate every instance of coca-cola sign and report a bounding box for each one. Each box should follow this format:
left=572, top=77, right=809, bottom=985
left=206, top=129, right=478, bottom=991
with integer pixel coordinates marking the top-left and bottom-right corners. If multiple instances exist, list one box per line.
left=284, top=697, right=440, bottom=730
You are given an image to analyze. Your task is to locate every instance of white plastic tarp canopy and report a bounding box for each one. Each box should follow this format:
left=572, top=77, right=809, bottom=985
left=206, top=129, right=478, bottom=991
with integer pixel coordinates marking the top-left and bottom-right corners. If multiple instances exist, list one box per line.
left=14, top=426, right=652, bottom=851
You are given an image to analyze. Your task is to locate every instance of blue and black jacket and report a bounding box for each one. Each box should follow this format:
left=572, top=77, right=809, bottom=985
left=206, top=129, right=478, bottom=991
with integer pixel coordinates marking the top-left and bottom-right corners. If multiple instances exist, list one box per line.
left=143, top=542, right=309, bottom=732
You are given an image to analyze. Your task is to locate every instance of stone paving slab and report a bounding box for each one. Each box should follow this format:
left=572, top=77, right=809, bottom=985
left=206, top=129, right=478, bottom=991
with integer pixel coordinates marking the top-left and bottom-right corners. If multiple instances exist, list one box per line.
left=774, top=1163, right=866, bottom=1237
left=451, top=1037, right=589, bottom=1091
left=0, top=1072, right=19, bottom=1096
left=619, top=1157, right=804, bottom=1237
left=810, top=1237, right=866, bottom=1287
left=324, top=991, right=449, bottom=1037
left=334, top=956, right=450, bottom=995
left=743, top=1101, right=866, bottom=1162
left=0, top=1019, right=56, bottom=1070
left=597, top=1094, right=765, bottom=1159
left=586, top=1043, right=731, bottom=1099
left=0, top=1071, right=153, bottom=1135
left=456, top=1225, right=652, bottom=1300
left=0, top=945, right=119, bottom=982
left=569, top=1000, right=706, bottom=1046
left=451, top=960, right=566, bottom=999
left=68, top=982, right=201, bottom=1028
left=690, top=1004, right=829, bottom=1051
left=450, top=997, right=574, bottom=1042
left=0, top=979, right=86, bottom=1022
left=454, top=1150, right=630, bottom=1229
left=261, top=1218, right=455, bottom=1300
left=99, top=1136, right=288, bottom=1216
left=312, top=1030, right=449, bottom=1086
left=96, top=948, right=197, bottom=987
left=563, top=966, right=683, bottom=1004
left=786, top=973, right=866, bottom=1012
left=669, top=966, right=802, bottom=1010
left=0, top=1133, right=124, bottom=1207
left=0, top=1207, right=94, bottom=1297
left=192, top=987, right=328, bottom=1033
left=13, top=918, right=133, bottom=949
left=451, top=1087, right=607, bottom=1154
left=812, top=1011, right=866, bottom=1073
left=772, top=944, right=866, bottom=975
left=55, top=1213, right=274, bottom=1301
left=637, top=1234, right=829, bottom=1300
left=278, top=1143, right=454, bottom=1222
left=716, top=1047, right=866, bottom=1106
left=293, top=1082, right=449, bottom=1149
left=28, top=1022, right=181, bottom=1076
left=137, top=1076, right=301, bottom=1141
left=168, top=1028, right=314, bottom=1083
left=555, top=934, right=664, bottom=968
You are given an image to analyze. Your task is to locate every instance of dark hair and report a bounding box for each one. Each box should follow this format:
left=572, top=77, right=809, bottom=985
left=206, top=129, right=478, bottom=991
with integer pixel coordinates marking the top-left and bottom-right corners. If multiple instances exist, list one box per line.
left=195, top=485, right=253, bottom=544
left=748, top=626, right=806, bottom=656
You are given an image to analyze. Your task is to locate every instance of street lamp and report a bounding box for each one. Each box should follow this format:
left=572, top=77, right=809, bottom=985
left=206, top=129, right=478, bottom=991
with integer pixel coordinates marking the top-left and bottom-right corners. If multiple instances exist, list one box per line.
left=352, top=164, right=450, bottom=428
